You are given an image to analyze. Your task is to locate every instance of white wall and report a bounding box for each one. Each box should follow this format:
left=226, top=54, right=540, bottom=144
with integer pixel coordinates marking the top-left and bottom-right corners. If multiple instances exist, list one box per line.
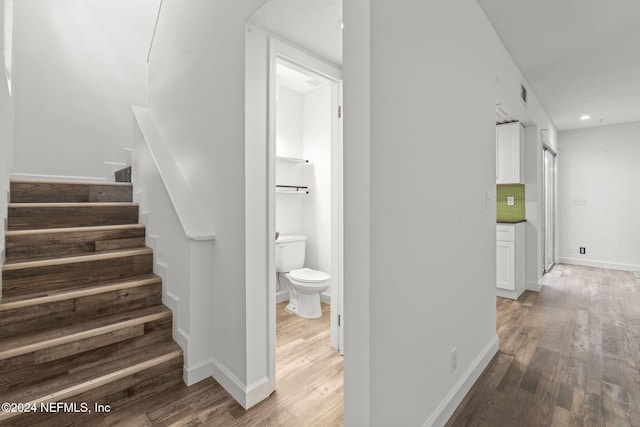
left=524, top=125, right=542, bottom=289
left=302, top=84, right=332, bottom=276
left=149, top=0, right=559, bottom=422
left=0, top=0, right=15, bottom=295
left=276, top=88, right=303, bottom=158
left=12, top=0, right=159, bottom=180
left=275, top=88, right=306, bottom=236
left=0, top=78, right=13, bottom=296
left=345, top=1, right=499, bottom=425
left=149, top=0, right=271, bottom=408
left=558, top=121, right=640, bottom=271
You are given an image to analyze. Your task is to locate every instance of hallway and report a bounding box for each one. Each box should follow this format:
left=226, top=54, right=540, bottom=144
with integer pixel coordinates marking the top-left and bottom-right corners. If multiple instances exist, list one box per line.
left=447, top=264, right=640, bottom=426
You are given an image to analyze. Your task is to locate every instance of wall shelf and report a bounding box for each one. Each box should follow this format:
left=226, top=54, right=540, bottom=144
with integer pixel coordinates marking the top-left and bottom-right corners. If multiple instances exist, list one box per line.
left=276, top=156, right=310, bottom=164
left=276, top=185, right=309, bottom=194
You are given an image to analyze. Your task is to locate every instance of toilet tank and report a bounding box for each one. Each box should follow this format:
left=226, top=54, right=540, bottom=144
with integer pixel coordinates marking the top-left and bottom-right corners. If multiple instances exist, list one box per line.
left=275, top=235, right=306, bottom=272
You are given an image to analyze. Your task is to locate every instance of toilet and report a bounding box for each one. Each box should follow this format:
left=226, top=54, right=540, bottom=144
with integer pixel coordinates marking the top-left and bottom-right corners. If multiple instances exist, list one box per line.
left=275, top=235, right=330, bottom=319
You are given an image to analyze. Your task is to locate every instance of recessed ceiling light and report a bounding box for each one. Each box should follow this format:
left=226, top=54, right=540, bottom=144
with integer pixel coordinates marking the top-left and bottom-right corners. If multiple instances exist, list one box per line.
left=580, top=115, right=591, bottom=120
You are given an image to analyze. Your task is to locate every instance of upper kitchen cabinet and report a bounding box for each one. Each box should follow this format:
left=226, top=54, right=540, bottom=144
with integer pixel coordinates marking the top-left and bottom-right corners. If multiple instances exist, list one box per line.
left=496, top=122, right=525, bottom=184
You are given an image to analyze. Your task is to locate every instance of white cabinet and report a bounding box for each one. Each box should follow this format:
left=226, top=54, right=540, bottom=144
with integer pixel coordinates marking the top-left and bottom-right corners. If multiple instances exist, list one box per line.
left=496, top=122, right=525, bottom=184
left=496, top=240, right=515, bottom=290
left=496, top=223, right=525, bottom=299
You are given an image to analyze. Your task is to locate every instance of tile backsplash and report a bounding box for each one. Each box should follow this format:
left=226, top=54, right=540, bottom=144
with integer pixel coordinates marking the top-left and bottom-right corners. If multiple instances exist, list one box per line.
left=496, top=184, right=525, bottom=221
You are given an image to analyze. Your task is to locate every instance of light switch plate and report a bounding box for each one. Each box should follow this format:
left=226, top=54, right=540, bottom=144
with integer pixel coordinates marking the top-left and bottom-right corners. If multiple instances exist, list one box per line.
left=507, top=196, right=514, bottom=206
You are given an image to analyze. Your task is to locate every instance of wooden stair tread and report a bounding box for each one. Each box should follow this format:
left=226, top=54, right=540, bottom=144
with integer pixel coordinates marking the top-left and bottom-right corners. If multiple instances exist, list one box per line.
left=3, top=244, right=148, bottom=264
left=0, top=305, right=171, bottom=361
left=9, top=181, right=134, bottom=204
left=8, top=202, right=137, bottom=208
left=1, top=177, right=184, bottom=422
left=5, top=224, right=147, bottom=263
left=10, top=178, right=133, bottom=187
left=2, top=247, right=153, bottom=271
left=0, top=340, right=181, bottom=421
left=0, top=274, right=161, bottom=312
left=5, top=223, right=145, bottom=237
left=7, top=204, right=140, bottom=231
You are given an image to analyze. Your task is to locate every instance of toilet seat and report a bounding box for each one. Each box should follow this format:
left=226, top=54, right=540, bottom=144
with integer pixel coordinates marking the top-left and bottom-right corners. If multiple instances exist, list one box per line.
left=288, top=268, right=330, bottom=283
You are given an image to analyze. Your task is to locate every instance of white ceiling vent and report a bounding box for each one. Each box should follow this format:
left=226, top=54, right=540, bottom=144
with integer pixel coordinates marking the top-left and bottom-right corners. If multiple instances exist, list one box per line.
left=520, top=84, right=527, bottom=105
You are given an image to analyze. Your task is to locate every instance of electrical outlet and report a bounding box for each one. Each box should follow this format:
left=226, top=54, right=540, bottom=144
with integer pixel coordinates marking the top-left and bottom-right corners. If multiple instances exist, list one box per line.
left=580, top=247, right=586, bottom=254
left=450, top=347, right=457, bottom=372
left=568, top=247, right=573, bottom=254
left=507, top=196, right=515, bottom=206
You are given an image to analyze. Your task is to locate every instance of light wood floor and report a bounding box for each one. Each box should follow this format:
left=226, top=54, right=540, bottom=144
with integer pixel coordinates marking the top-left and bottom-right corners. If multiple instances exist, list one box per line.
left=446, top=264, right=640, bottom=426
left=26, top=302, right=343, bottom=426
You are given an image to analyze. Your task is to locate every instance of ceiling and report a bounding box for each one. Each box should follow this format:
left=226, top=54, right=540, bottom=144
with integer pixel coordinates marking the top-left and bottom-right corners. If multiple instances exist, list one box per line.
left=249, top=0, right=343, bottom=66
left=277, top=62, right=328, bottom=95
left=250, top=0, right=639, bottom=132
left=478, top=0, right=640, bottom=131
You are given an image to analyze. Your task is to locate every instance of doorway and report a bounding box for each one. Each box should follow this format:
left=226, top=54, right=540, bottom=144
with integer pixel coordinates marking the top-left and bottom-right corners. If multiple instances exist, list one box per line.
left=268, top=39, right=344, bottom=354
left=542, top=145, right=556, bottom=273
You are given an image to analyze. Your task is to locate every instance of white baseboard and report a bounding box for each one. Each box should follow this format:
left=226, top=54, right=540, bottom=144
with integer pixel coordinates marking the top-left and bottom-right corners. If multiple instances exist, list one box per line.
left=276, top=289, right=289, bottom=303
left=10, top=172, right=106, bottom=182
left=209, top=357, right=275, bottom=410
left=423, top=335, right=500, bottom=427
left=526, top=280, right=542, bottom=292
left=245, top=376, right=275, bottom=409
left=146, top=233, right=158, bottom=250
left=558, top=257, right=640, bottom=272
left=183, top=357, right=212, bottom=386
left=175, top=306, right=274, bottom=409
left=277, top=291, right=331, bottom=305
left=210, top=357, right=248, bottom=407
left=320, top=291, right=331, bottom=304
left=496, top=288, right=521, bottom=300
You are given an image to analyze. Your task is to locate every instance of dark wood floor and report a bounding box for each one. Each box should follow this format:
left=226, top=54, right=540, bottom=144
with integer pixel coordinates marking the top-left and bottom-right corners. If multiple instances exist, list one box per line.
left=13, top=302, right=342, bottom=426
left=8, top=263, right=637, bottom=426
left=447, top=264, right=640, bottom=426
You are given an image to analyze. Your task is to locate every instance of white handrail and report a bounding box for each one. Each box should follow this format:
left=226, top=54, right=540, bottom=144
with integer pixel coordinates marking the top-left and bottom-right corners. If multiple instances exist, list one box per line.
left=131, top=105, right=215, bottom=241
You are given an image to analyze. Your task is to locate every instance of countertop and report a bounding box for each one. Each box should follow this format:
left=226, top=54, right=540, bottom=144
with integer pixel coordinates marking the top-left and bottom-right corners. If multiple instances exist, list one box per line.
left=497, top=219, right=526, bottom=224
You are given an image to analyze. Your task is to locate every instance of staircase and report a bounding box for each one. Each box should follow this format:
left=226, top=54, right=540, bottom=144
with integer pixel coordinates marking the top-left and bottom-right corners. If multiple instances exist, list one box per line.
left=0, top=179, right=183, bottom=425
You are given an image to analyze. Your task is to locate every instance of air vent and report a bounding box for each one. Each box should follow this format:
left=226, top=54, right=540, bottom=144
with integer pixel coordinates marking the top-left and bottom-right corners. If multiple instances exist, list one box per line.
left=520, top=84, right=527, bottom=105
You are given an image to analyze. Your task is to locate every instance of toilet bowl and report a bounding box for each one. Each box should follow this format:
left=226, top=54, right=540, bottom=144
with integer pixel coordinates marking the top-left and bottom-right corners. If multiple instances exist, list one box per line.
left=285, top=268, right=330, bottom=318
left=275, top=235, right=331, bottom=319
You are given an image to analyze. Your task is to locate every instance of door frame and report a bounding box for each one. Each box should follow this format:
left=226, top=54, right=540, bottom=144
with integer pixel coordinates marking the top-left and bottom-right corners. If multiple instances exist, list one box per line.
left=541, top=144, right=557, bottom=273
left=267, top=37, right=344, bottom=361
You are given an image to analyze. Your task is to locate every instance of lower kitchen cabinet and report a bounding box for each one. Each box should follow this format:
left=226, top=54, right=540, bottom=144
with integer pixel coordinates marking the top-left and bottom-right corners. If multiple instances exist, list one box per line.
left=496, top=223, right=525, bottom=299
